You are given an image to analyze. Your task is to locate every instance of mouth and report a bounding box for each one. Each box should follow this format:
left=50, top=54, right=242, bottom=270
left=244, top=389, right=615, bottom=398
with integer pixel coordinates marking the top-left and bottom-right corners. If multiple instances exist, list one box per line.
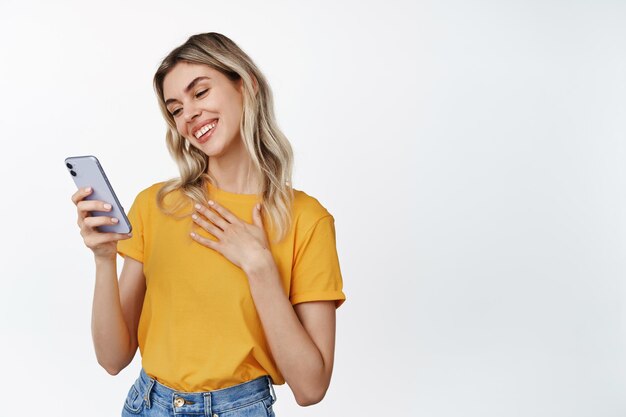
left=193, top=119, right=218, bottom=143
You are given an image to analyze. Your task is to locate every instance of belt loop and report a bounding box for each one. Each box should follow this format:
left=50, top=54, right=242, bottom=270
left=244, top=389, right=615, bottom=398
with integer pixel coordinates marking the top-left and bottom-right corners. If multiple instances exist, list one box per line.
left=267, top=376, right=276, bottom=402
left=205, top=391, right=212, bottom=416
left=143, top=377, right=155, bottom=409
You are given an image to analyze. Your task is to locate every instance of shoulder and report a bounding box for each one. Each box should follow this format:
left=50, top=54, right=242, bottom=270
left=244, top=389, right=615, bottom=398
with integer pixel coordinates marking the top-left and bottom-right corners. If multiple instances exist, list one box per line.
left=136, top=181, right=166, bottom=198
left=130, top=181, right=169, bottom=207
left=291, top=188, right=334, bottom=234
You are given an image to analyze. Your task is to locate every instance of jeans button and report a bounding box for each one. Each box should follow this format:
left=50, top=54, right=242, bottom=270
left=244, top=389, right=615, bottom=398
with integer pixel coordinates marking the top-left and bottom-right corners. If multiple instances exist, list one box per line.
left=174, top=397, right=185, bottom=407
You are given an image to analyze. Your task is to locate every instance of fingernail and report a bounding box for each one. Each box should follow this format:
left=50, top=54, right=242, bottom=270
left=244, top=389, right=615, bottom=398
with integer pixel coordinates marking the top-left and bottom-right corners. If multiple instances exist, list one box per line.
left=256, top=203, right=260, bottom=210
left=112, top=218, right=119, bottom=223
left=104, top=203, right=112, bottom=210
left=195, top=203, right=201, bottom=210
left=208, top=200, right=214, bottom=206
left=84, top=187, right=91, bottom=192
left=128, top=233, right=133, bottom=237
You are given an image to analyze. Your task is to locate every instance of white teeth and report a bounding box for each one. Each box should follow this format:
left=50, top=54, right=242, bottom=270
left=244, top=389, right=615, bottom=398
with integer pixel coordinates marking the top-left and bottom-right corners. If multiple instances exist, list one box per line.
left=194, top=121, right=217, bottom=139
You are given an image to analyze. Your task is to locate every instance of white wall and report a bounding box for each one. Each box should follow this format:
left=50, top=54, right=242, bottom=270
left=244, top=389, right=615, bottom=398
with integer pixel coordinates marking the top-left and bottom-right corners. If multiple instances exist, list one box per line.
left=1, top=0, right=625, bottom=416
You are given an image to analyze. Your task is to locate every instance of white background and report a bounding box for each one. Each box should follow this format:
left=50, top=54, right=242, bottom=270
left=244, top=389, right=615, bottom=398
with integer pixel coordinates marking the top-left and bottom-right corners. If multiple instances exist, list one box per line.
left=0, top=0, right=625, bottom=416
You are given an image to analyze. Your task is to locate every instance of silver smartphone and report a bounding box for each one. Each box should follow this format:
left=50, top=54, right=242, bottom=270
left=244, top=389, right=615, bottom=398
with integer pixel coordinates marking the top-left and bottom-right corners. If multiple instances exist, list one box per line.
left=65, top=155, right=132, bottom=234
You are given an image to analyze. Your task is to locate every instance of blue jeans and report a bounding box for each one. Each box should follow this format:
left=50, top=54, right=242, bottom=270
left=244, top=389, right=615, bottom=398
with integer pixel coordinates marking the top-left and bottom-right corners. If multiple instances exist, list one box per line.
left=122, top=368, right=277, bottom=417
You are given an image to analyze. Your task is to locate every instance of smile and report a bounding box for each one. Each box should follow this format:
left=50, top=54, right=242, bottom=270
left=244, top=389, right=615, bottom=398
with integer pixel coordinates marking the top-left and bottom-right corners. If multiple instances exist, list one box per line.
left=194, top=121, right=218, bottom=139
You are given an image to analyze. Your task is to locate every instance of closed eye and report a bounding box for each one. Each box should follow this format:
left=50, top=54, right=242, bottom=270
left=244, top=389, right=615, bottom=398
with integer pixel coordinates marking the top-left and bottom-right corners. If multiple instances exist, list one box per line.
left=168, top=89, right=209, bottom=117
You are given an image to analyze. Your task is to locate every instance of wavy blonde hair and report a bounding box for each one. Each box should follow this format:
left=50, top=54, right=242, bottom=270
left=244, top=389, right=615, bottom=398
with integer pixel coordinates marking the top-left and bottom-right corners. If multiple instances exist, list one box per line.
left=153, top=32, right=294, bottom=243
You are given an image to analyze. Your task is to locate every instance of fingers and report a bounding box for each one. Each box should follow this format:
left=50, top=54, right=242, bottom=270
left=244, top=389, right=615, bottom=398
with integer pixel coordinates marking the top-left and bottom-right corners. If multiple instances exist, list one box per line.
left=77, top=199, right=112, bottom=214
left=83, top=215, right=121, bottom=229
left=82, top=231, right=133, bottom=250
left=73, top=188, right=92, bottom=223
left=191, top=212, right=223, bottom=238
left=251, top=203, right=263, bottom=227
left=76, top=198, right=113, bottom=224
left=71, top=187, right=92, bottom=205
left=206, top=200, right=238, bottom=223
left=190, top=231, right=218, bottom=250
left=194, top=202, right=230, bottom=230
left=72, top=188, right=122, bottom=236
left=72, top=187, right=112, bottom=211
left=72, top=187, right=131, bottom=258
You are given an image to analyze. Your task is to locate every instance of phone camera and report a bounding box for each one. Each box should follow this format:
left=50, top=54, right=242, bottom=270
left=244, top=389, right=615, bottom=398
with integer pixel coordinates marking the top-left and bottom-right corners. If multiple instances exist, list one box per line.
left=70, top=170, right=77, bottom=176
left=66, top=163, right=73, bottom=169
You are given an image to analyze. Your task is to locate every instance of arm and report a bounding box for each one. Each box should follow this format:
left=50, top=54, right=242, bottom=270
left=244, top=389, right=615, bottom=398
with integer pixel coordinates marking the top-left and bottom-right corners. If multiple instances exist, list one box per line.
left=189, top=200, right=341, bottom=405
left=73, top=187, right=146, bottom=375
left=91, top=255, right=145, bottom=374
left=245, top=257, right=337, bottom=407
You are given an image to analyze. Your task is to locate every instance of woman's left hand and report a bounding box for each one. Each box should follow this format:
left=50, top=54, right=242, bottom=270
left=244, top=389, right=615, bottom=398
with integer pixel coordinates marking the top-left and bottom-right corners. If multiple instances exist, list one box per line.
left=190, top=200, right=271, bottom=272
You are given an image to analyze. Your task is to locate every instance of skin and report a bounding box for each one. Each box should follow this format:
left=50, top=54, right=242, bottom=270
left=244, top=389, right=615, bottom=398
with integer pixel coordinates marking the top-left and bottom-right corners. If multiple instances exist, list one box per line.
left=72, top=61, right=338, bottom=406
left=163, top=62, right=337, bottom=406
left=163, top=61, right=261, bottom=194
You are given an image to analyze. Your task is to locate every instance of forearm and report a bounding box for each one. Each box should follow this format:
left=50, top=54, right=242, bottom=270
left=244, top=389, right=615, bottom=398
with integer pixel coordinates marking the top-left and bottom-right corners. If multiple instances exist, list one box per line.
left=245, top=255, right=328, bottom=406
left=91, top=255, right=132, bottom=374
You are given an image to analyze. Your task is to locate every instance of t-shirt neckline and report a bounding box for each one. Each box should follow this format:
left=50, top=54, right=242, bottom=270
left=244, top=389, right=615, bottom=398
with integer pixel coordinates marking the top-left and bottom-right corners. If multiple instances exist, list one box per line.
left=206, top=182, right=261, bottom=204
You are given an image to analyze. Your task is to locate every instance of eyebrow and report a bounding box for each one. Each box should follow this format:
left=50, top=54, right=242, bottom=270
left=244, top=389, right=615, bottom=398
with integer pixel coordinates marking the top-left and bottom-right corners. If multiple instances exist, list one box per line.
left=164, top=76, right=211, bottom=106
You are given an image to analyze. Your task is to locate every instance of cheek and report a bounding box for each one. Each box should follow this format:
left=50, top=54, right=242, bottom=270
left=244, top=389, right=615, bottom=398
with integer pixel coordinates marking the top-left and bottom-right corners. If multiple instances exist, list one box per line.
left=227, top=102, right=244, bottom=126
left=218, top=92, right=244, bottom=121
left=175, top=121, right=188, bottom=136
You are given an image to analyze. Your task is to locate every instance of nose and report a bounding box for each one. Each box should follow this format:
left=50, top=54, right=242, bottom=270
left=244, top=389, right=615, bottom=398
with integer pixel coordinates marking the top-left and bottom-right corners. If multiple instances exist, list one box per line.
left=183, top=102, right=201, bottom=123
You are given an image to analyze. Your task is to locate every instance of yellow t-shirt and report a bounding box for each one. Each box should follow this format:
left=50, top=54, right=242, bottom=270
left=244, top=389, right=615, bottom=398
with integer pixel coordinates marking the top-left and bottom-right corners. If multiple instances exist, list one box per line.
left=116, top=181, right=346, bottom=392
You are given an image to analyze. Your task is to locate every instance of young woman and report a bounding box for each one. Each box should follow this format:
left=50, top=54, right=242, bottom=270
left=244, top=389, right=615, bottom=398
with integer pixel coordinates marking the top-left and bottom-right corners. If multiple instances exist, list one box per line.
left=71, top=32, right=346, bottom=417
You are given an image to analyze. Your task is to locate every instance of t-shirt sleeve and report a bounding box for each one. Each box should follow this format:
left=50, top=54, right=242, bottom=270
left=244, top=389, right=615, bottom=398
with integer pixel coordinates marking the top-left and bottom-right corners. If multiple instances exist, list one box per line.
left=290, top=214, right=346, bottom=308
left=116, top=191, right=145, bottom=263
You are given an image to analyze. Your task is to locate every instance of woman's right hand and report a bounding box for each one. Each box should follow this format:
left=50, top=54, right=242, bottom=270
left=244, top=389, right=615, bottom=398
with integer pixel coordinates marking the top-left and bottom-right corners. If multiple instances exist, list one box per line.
left=72, top=187, right=132, bottom=259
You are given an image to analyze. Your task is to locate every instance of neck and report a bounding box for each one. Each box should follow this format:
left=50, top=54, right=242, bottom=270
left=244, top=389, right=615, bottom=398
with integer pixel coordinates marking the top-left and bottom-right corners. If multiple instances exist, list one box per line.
left=207, top=142, right=262, bottom=194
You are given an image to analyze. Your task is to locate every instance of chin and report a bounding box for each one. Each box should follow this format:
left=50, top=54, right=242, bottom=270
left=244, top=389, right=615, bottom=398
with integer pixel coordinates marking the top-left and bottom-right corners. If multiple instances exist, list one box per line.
left=198, top=143, right=226, bottom=158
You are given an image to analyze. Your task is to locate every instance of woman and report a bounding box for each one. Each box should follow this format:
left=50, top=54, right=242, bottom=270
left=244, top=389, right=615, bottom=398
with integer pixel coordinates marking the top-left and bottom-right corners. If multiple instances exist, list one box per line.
left=71, top=32, right=346, bottom=417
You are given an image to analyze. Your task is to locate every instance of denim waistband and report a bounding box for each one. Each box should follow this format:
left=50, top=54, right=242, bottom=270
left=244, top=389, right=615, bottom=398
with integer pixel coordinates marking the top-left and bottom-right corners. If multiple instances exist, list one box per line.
left=136, top=368, right=276, bottom=414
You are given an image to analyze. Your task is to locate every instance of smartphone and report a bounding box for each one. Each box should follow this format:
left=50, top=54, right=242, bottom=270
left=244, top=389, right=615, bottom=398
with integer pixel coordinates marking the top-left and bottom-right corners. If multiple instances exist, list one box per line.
left=65, top=155, right=132, bottom=234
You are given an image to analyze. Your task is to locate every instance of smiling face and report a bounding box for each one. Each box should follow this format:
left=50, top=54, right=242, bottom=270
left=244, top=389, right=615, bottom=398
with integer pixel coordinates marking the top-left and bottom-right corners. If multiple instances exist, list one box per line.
left=162, top=62, right=245, bottom=159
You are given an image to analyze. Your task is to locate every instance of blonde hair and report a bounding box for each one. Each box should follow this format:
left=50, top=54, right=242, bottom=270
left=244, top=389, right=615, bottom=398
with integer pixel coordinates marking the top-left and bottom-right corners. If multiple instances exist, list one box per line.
left=153, top=32, right=294, bottom=243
